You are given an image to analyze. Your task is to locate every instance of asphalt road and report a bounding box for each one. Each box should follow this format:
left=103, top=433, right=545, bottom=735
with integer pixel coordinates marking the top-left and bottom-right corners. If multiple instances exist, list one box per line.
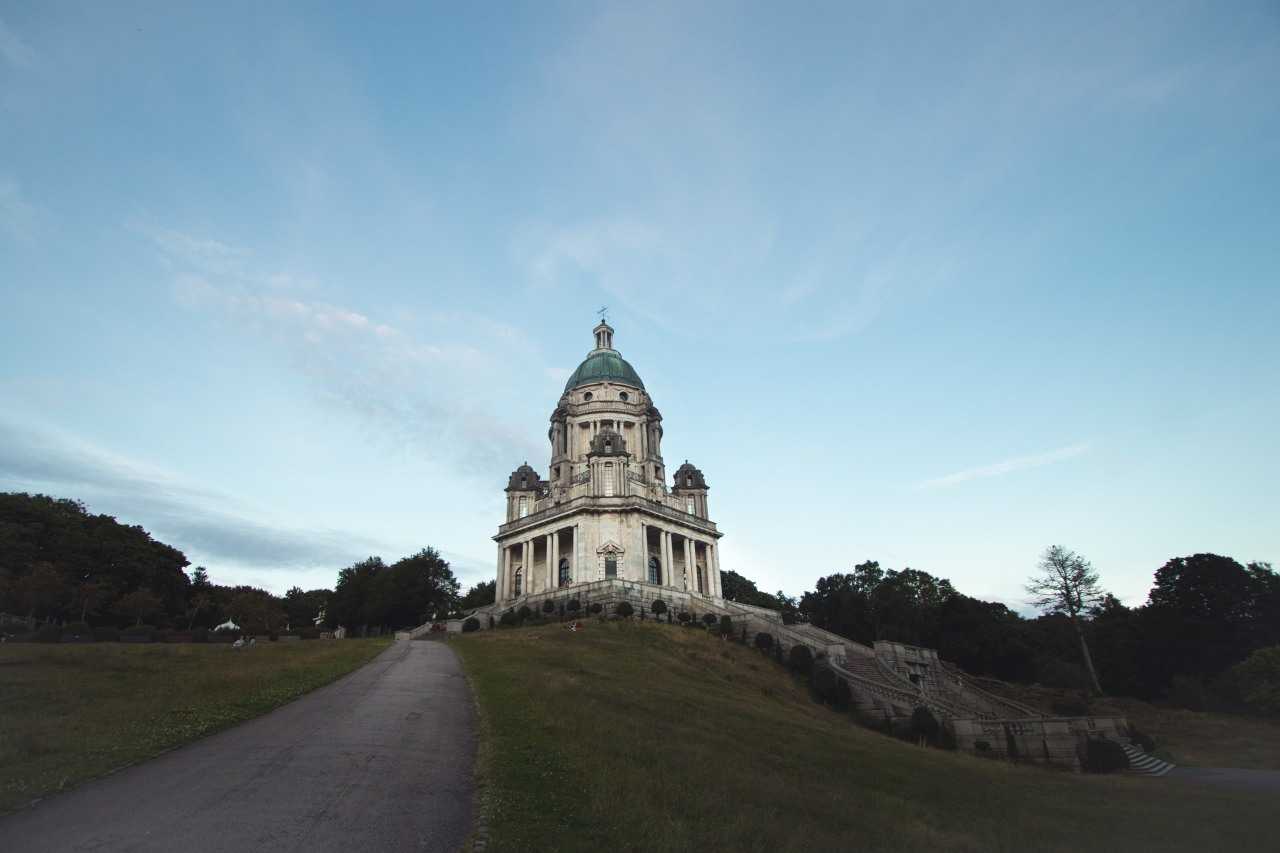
left=1, top=639, right=475, bottom=853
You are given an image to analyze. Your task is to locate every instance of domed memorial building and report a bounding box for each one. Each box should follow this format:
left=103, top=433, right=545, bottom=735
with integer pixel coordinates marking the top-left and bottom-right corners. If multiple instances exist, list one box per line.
left=494, top=320, right=723, bottom=604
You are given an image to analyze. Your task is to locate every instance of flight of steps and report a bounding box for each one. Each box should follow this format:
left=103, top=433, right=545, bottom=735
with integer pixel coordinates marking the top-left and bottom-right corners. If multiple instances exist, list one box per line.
left=1121, top=743, right=1176, bottom=777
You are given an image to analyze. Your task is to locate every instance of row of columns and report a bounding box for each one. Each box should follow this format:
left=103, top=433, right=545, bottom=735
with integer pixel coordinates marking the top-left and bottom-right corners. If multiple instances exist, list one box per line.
left=497, top=525, right=579, bottom=603
left=641, top=522, right=720, bottom=597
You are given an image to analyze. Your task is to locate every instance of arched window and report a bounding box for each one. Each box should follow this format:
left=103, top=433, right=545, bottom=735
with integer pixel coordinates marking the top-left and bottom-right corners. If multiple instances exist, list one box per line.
left=648, top=555, right=662, bottom=585
left=603, top=462, right=614, bottom=496
left=686, top=498, right=695, bottom=515
left=513, top=568, right=523, bottom=596
left=518, top=496, right=528, bottom=518
left=583, top=392, right=593, bottom=402
left=558, top=557, right=571, bottom=587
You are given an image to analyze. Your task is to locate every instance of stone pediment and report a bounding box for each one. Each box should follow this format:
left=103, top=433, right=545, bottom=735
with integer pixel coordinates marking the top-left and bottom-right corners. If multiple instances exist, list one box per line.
left=596, top=540, right=624, bottom=555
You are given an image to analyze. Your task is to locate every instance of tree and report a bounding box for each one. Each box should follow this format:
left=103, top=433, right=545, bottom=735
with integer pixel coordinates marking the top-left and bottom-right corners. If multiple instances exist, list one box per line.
left=650, top=599, right=667, bottom=617
left=719, top=570, right=782, bottom=610
left=116, top=587, right=163, bottom=626
left=459, top=580, right=496, bottom=611
left=186, top=591, right=212, bottom=629
left=1026, top=546, right=1105, bottom=695
left=16, top=563, right=68, bottom=622
left=71, top=580, right=111, bottom=622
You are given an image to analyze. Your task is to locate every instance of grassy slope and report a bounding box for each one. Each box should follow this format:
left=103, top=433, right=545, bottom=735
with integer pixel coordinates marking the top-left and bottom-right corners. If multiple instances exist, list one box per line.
left=456, top=621, right=1273, bottom=853
left=0, top=638, right=391, bottom=813
left=972, top=680, right=1280, bottom=770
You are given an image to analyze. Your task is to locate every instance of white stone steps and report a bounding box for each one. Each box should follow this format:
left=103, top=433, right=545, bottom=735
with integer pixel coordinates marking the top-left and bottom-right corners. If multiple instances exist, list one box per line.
left=1121, top=743, right=1176, bottom=777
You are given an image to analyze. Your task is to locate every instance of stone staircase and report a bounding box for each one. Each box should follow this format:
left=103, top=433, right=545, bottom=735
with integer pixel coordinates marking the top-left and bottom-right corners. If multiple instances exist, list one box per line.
left=1121, top=743, right=1176, bottom=777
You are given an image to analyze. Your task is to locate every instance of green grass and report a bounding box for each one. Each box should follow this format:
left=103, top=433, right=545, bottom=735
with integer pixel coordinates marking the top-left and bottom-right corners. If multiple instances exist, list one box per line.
left=456, top=621, right=1275, bottom=853
left=0, top=638, right=391, bottom=813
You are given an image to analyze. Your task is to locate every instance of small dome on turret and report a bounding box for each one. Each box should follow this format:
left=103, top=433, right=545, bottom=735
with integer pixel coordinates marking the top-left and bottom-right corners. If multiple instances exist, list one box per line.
left=505, top=462, right=543, bottom=492
left=563, top=321, right=645, bottom=392
left=672, top=461, right=708, bottom=490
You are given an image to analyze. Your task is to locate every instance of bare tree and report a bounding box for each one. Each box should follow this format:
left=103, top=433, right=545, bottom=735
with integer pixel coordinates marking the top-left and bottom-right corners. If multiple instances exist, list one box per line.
left=1027, top=545, right=1106, bottom=695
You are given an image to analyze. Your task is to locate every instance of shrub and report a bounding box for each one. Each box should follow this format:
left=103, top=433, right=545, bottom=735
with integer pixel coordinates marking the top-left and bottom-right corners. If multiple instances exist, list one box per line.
left=498, top=611, right=518, bottom=628
left=1231, top=645, right=1280, bottom=715
left=754, top=632, right=774, bottom=651
left=121, top=624, right=156, bottom=643
left=166, top=632, right=195, bottom=643
left=589, top=602, right=602, bottom=615
left=488, top=615, right=495, bottom=629
left=35, top=625, right=63, bottom=643
left=788, top=644, right=814, bottom=675
left=1168, top=674, right=1207, bottom=711
left=542, top=599, right=556, bottom=614
left=1128, top=726, right=1156, bottom=753
left=719, top=615, right=734, bottom=636
left=567, top=599, right=581, bottom=615
left=462, top=616, right=481, bottom=633
left=781, top=612, right=797, bottom=625
left=298, top=627, right=320, bottom=640
left=651, top=599, right=667, bottom=616
left=268, top=631, right=279, bottom=642
left=93, top=626, right=120, bottom=642
left=1050, top=697, right=1090, bottom=717
left=63, top=621, right=93, bottom=640
left=677, top=611, right=691, bottom=624
left=517, top=605, right=533, bottom=622
left=1083, top=738, right=1129, bottom=773
left=702, top=613, right=717, bottom=627
left=911, top=707, right=940, bottom=744
left=832, top=677, right=852, bottom=711
left=191, top=627, right=210, bottom=643
left=615, top=602, right=634, bottom=618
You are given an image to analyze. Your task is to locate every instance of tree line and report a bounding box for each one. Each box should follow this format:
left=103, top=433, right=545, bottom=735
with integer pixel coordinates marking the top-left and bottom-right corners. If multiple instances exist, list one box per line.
left=721, top=547, right=1279, bottom=711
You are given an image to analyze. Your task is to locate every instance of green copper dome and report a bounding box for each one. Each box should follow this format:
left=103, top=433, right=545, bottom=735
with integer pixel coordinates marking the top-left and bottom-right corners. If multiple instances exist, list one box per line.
left=563, top=350, right=645, bottom=392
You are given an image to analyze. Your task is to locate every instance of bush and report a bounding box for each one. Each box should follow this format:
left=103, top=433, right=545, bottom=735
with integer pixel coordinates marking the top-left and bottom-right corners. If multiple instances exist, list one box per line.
left=754, top=632, right=774, bottom=651
left=812, top=665, right=850, bottom=710
left=542, top=599, right=556, bottom=614
left=92, top=626, right=120, bottom=642
left=1128, top=726, right=1156, bottom=753
left=1036, top=657, right=1090, bottom=690
left=1168, top=674, right=1207, bottom=711
left=567, top=599, right=581, bottom=615
left=718, top=615, right=734, bottom=636
left=462, top=616, right=481, bottom=633
left=589, top=602, right=602, bottom=615
left=615, top=602, right=634, bottom=618
left=1231, top=645, right=1280, bottom=715
left=677, top=611, right=691, bottom=624
left=702, top=613, right=717, bottom=627
left=518, top=605, right=533, bottom=622
left=62, top=621, right=94, bottom=640
left=1050, top=697, right=1090, bottom=717
left=298, top=627, right=320, bottom=640
left=1083, top=738, right=1129, bottom=773
left=498, top=611, right=518, bottom=628
left=35, top=625, right=63, bottom=643
left=789, top=644, right=814, bottom=675
left=191, top=627, right=210, bottom=643
left=651, top=599, right=667, bottom=616
left=121, top=624, right=156, bottom=643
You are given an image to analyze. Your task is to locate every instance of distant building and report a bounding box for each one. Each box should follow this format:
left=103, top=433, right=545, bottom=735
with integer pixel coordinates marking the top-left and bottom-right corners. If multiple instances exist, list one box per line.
left=494, top=320, right=723, bottom=604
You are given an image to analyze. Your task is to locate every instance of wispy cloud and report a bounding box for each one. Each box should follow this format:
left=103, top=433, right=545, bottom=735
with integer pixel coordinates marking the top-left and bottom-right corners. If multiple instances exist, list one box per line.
left=0, top=16, right=36, bottom=70
left=0, top=176, right=38, bottom=242
left=140, top=225, right=545, bottom=477
left=918, top=442, right=1092, bottom=489
left=0, top=417, right=387, bottom=572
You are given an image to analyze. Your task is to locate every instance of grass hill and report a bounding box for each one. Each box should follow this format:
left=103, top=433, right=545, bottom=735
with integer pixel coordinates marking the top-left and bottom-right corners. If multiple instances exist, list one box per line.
left=455, top=620, right=1273, bottom=853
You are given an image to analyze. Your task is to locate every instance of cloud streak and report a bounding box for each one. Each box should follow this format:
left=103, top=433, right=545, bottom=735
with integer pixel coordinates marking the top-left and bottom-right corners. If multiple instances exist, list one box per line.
left=0, top=417, right=389, bottom=572
left=918, top=442, right=1092, bottom=489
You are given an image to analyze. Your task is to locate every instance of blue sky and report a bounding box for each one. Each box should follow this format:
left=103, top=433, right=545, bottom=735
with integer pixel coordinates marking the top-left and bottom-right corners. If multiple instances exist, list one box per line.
left=2, top=2, right=1277, bottom=609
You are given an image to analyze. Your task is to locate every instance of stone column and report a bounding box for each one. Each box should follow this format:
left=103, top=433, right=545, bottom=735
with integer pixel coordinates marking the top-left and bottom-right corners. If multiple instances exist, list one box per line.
left=709, top=543, right=721, bottom=597
left=684, top=539, right=694, bottom=591
left=549, top=531, right=559, bottom=590
left=499, top=545, right=510, bottom=602
left=522, top=540, right=532, bottom=596
left=662, top=531, right=674, bottom=587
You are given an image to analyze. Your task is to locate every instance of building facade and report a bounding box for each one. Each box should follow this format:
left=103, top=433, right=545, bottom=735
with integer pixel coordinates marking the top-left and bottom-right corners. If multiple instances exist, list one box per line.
left=494, top=321, right=723, bottom=604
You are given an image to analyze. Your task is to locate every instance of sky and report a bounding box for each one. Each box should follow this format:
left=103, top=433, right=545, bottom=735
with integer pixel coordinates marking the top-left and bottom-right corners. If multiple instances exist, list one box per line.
left=2, top=1, right=1277, bottom=610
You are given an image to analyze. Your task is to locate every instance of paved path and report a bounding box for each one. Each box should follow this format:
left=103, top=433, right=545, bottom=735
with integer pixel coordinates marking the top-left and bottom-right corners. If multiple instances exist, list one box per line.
left=1167, top=766, right=1280, bottom=793
left=1, top=640, right=474, bottom=853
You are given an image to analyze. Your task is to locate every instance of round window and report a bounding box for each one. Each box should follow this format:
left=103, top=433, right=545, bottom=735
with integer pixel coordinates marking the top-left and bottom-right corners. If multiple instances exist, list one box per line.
left=619, top=391, right=629, bottom=402
left=583, top=392, right=593, bottom=401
